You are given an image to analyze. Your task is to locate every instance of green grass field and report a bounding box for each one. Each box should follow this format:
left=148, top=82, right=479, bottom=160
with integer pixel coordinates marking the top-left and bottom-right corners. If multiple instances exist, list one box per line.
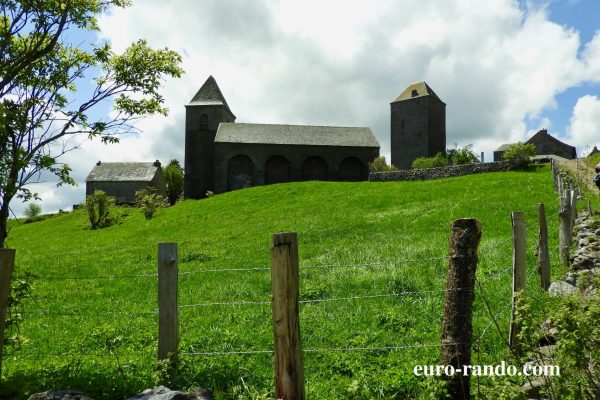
left=2, top=166, right=565, bottom=399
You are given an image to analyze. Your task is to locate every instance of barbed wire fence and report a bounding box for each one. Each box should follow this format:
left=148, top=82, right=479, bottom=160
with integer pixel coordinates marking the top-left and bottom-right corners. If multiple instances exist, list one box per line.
left=0, top=176, right=571, bottom=397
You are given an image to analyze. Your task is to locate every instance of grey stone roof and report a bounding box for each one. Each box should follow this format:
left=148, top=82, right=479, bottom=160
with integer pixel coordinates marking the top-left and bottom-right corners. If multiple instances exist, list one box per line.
left=495, top=143, right=514, bottom=152
left=187, top=75, right=234, bottom=116
left=495, top=130, right=575, bottom=152
left=215, top=123, right=380, bottom=148
left=392, top=81, right=444, bottom=103
left=85, top=162, right=160, bottom=182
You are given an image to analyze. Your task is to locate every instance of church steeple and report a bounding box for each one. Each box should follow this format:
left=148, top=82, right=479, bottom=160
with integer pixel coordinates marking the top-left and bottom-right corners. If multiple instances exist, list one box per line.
left=187, top=75, right=235, bottom=118
left=184, top=76, right=236, bottom=199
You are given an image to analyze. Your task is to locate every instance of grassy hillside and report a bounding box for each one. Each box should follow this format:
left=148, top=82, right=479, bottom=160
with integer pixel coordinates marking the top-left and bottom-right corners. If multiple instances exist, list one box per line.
left=2, top=166, right=563, bottom=399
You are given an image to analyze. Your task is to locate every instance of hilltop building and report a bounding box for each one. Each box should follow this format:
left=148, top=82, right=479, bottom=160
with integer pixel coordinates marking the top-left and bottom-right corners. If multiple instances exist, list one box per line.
left=184, top=76, right=380, bottom=198
left=493, top=129, right=576, bottom=161
left=85, top=160, right=166, bottom=204
left=390, top=82, right=446, bottom=170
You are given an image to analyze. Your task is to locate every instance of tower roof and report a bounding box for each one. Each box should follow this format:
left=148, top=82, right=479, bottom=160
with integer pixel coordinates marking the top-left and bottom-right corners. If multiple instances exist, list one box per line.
left=187, top=75, right=234, bottom=116
left=392, top=81, right=444, bottom=103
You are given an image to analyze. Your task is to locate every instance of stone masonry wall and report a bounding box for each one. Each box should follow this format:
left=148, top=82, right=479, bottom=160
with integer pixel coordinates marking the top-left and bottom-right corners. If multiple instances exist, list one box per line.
left=369, top=161, right=511, bottom=182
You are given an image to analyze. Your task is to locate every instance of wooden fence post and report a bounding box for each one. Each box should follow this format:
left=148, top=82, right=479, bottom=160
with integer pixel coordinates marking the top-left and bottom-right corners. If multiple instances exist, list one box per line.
left=558, top=191, right=572, bottom=267
left=537, top=204, right=550, bottom=291
left=271, top=232, right=305, bottom=400
left=570, top=189, right=577, bottom=227
left=0, top=249, right=15, bottom=380
left=158, top=243, right=178, bottom=361
left=509, top=212, right=526, bottom=352
left=440, top=219, right=482, bottom=400
left=588, top=199, right=593, bottom=217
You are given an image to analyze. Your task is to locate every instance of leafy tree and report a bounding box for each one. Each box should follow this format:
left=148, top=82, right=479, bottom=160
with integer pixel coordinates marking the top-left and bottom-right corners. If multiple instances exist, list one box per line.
left=368, top=156, right=398, bottom=172
left=135, top=187, right=167, bottom=220
left=447, top=143, right=479, bottom=165
left=85, top=190, right=114, bottom=229
left=412, top=152, right=448, bottom=169
left=164, top=159, right=184, bottom=205
left=503, top=142, right=536, bottom=169
left=23, top=203, right=42, bottom=218
left=0, top=0, right=183, bottom=245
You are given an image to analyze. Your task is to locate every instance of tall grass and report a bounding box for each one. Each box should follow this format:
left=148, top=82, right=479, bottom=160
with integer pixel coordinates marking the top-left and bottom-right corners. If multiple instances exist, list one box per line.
left=2, top=166, right=563, bottom=399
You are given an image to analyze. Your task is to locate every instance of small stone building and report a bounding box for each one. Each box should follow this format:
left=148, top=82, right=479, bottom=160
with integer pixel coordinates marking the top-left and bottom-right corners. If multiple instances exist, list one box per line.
left=184, top=76, right=380, bottom=198
left=85, top=160, right=166, bottom=204
left=390, top=82, right=446, bottom=170
left=494, top=129, right=576, bottom=161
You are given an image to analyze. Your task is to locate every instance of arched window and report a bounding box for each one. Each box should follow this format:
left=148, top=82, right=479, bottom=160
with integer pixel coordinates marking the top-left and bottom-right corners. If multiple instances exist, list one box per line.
left=302, top=156, right=328, bottom=181
left=265, top=155, right=291, bottom=184
left=227, top=155, right=254, bottom=191
left=199, top=114, right=209, bottom=130
left=338, top=157, right=365, bottom=181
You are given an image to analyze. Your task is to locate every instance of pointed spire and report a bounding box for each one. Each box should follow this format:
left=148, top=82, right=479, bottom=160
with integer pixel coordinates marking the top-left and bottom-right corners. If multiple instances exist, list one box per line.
left=188, top=75, right=234, bottom=115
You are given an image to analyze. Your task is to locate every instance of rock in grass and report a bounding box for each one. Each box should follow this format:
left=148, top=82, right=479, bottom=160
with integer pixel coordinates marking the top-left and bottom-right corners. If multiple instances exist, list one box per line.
left=548, top=281, right=577, bottom=296
left=27, top=391, right=94, bottom=400
left=126, top=386, right=213, bottom=400
left=127, top=386, right=187, bottom=400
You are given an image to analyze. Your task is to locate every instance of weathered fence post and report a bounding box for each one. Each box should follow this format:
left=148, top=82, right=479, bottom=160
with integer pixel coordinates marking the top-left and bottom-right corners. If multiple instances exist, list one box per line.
left=0, top=249, right=15, bottom=380
left=588, top=199, right=593, bottom=217
left=558, top=191, right=572, bottom=267
left=440, top=219, right=482, bottom=400
left=537, top=204, right=550, bottom=291
left=570, top=189, right=577, bottom=226
left=271, top=232, right=305, bottom=400
left=158, top=243, right=179, bottom=361
left=509, top=212, right=526, bottom=352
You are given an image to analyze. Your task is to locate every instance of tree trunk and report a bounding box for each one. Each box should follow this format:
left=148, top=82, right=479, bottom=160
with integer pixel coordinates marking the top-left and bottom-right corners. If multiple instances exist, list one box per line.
left=0, top=201, right=9, bottom=248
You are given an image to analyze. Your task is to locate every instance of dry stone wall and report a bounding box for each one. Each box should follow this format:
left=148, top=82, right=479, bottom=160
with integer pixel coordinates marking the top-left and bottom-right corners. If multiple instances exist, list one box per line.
left=369, top=161, right=510, bottom=182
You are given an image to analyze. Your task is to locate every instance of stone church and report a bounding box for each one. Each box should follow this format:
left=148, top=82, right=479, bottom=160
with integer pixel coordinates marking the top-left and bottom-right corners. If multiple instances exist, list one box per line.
left=184, top=76, right=446, bottom=198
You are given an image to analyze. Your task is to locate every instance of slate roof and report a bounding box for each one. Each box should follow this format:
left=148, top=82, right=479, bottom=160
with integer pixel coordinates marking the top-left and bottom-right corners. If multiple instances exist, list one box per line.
left=86, top=162, right=160, bottom=182
left=215, top=123, right=380, bottom=148
left=187, top=75, right=234, bottom=116
left=495, top=143, right=514, bottom=152
left=392, top=81, right=444, bottom=103
left=494, top=130, right=575, bottom=152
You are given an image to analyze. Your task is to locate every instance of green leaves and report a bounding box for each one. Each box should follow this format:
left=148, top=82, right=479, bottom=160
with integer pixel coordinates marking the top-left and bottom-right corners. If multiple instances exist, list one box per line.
left=0, top=0, right=182, bottom=244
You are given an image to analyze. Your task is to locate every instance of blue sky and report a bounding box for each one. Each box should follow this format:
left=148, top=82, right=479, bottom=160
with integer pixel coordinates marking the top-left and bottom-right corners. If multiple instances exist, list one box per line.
left=12, top=0, right=600, bottom=216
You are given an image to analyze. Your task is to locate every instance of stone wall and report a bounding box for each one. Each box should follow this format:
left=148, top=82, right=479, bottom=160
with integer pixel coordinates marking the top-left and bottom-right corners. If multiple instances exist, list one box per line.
left=369, top=161, right=511, bottom=182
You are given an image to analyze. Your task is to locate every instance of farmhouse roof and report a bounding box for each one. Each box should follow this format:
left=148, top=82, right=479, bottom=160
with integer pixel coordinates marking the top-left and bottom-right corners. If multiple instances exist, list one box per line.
left=85, top=161, right=161, bottom=182
left=494, top=130, right=575, bottom=153
left=392, top=81, right=444, bottom=103
left=527, top=129, right=574, bottom=150
left=495, top=143, right=514, bottom=152
left=215, top=123, right=380, bottom=148
left=187, top=75, right=234, bottom=116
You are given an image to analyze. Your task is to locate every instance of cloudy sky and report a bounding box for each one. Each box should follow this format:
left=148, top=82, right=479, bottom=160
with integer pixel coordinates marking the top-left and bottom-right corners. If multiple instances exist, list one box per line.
left=14, top=0, right=600, bottom=216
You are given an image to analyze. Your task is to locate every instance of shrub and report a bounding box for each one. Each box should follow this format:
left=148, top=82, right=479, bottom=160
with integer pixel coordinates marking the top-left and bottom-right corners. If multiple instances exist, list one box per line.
left=164, top=159, right=184, bottom=206
left=369, top=156, right=398, bottom=172
left=135, top=187, right=168, bottom=220
left=503, top=142, right=536, bottom=169
left=447, top=143, right=478, bottom=165
left=85, top=190, right=114, bottom=229
left=412, top=152, right=448, bottom=169
left=23, top=203, right=42, bottom=218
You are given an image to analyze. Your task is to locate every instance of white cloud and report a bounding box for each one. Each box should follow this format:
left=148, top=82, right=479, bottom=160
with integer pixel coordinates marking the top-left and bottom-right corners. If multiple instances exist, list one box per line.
left=567, top=95, right=600, bottom=148
left=11, top=0, right=600, bottom=215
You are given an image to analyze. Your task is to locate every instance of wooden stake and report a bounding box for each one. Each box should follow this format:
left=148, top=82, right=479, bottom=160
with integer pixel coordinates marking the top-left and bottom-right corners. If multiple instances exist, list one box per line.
left=0, top=249, right=15, bottom=381
left=158, top=243, right=178, bottom=361
left=537, top=204, right=550, bottom=291
left=440, top=219, right=482, bottom=400
left=509, top=212, right=526, bottom=352
left=271, top=232, right=305, bottom=400
left=558, top=192, right=572, bottom=267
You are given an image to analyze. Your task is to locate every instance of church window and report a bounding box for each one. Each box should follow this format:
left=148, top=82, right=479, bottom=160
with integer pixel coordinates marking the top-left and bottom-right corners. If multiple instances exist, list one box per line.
left=199, top=114, right=209, bottom=130
left=411, top=89, right=419, bottom=97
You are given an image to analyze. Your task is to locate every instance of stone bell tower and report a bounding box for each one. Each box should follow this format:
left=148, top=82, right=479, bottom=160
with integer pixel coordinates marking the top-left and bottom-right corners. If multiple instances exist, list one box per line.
left=184, top=76, right=236, bottom=199
left=390, top=81, right=446, bottom=170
